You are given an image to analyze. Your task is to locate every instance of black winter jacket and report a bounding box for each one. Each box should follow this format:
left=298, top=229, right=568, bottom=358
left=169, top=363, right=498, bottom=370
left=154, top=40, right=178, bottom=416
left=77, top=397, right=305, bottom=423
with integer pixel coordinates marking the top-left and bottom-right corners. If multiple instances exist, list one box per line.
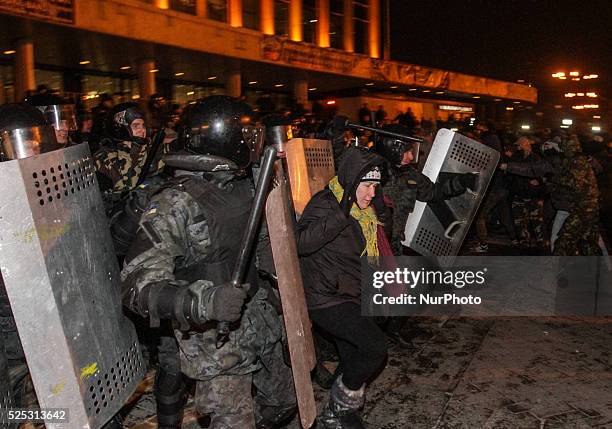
left=297, top=147, right=382, bottom=309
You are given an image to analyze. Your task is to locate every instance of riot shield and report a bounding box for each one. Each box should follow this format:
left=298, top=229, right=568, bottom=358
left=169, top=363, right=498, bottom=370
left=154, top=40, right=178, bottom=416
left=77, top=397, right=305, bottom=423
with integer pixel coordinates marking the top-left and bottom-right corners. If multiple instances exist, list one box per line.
left=266, top=159, right=317, bottom=428
left=0, top=144, right=145, bottom=428
left=284, top=138, right=335, bottom=216
left=403, top=129, right=500, bottom=266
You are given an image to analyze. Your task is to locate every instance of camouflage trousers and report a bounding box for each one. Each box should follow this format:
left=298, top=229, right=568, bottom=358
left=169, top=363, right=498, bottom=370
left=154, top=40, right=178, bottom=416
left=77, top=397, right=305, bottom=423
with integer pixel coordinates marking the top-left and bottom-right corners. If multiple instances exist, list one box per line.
left=8, top=363, right=37, bottom=409
left=194, top=340, right=296, bottom=429
left=553, top=209, right=600, bottom=256
left=512, top=198, right=545, bottom=247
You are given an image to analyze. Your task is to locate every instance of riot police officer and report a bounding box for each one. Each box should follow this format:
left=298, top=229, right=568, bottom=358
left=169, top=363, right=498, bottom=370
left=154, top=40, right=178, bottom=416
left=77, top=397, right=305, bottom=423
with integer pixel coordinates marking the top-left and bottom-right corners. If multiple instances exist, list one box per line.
left=0, top=103, right=59, bottom=410
left=25, top=93, right=78, bottom=146
left=121, top=96, right=296, bottom=428
left=375, top=125, right=477, bottom=347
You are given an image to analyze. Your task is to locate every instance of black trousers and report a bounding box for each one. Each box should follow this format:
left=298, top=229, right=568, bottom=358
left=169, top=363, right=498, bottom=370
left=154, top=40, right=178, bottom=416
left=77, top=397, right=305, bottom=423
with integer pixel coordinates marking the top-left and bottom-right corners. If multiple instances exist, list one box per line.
left=310, top=302, right=387, bottom=390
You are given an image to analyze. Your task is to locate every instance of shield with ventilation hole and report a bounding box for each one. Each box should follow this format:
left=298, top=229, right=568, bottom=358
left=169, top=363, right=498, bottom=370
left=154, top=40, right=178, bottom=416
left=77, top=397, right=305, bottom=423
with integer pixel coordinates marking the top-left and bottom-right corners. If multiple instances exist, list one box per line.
left=403, top=129, right=500, bottom=266
left=0, top=143, right=145, bottom=428
left=283, top=138, right=335, bottom=216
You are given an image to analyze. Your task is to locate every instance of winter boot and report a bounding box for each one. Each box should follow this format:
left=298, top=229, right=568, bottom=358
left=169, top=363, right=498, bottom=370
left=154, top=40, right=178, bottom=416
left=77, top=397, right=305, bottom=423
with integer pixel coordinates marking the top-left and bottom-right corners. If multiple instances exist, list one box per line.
left=318, top=376, right=366, bottom=429
left=154, top=367, right=188, bottom=429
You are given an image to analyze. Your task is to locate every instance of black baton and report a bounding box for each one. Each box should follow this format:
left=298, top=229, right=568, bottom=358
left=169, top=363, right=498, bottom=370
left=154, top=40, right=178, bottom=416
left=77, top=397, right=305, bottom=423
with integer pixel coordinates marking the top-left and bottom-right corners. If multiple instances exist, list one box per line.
left=216, top=145, right=278, bottom=348
left=135, top=129, right=166, bottom=188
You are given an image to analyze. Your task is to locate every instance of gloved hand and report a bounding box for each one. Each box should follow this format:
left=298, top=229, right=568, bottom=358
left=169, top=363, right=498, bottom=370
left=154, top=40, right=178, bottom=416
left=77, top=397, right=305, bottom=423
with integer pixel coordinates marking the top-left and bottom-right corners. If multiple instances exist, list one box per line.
left=459, top=172, right=479, bottom=191
left=207, top=283, right=249, bottom=322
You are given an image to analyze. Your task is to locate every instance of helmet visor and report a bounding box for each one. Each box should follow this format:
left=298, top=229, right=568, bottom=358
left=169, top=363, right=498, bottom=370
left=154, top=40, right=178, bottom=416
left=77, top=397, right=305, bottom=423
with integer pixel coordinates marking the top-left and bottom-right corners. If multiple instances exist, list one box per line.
left=242, top=125, right=265, bottom=164
left=43, top=105, right=78, bottom=132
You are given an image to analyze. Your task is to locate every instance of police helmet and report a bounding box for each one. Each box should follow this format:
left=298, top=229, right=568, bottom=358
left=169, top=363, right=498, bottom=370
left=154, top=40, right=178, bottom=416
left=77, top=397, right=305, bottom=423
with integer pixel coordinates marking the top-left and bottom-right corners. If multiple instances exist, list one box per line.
left=25, top=94, right=78, bottom=136
left=104, top=102, right=146, bottom=142
left=179, top=96, right=263, bottom=169
left=374, top=124, right=420, bottom=166
left=0, top=103, right=60, bottom=160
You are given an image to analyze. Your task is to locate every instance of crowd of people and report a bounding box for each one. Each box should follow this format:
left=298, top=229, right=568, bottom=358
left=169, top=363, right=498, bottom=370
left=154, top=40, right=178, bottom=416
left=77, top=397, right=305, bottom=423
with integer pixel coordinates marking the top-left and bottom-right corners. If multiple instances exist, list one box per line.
left=0, top=86, right=610, bottom=429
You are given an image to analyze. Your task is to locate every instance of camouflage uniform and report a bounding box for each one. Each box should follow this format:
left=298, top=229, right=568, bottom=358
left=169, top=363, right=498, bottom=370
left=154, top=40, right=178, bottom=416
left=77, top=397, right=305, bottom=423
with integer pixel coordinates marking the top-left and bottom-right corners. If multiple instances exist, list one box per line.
left=505, top=137, right=600, bottom=255
left=552, top=138, right=600, bottom=256
left=0, top=280, right=38, bottom=410
left=507, top=152, right=547, bottom=248
left=511, top=198, right=546, bottom=247
left=94, top=138, right=165, bottom=199
left=121, top=173, right=295, bottom=428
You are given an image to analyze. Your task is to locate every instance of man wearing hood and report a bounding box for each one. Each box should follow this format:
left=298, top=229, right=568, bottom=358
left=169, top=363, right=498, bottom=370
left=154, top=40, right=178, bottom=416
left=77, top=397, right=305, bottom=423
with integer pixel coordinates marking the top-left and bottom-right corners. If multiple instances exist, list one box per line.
left=297, top=147, right=388, bottom=429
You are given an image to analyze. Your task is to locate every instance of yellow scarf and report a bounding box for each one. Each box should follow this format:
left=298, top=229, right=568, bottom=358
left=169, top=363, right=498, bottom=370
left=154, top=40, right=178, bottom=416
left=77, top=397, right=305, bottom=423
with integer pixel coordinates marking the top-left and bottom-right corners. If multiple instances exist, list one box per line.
left=329, top=176, right=380, bottom=258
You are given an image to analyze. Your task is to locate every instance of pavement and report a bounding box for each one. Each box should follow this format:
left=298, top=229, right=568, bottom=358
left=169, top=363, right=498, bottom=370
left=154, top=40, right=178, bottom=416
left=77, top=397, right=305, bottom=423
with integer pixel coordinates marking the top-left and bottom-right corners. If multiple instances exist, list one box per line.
left=122, top=315, right=612, bottom=429
left=121, top=234, right=612, bottom=429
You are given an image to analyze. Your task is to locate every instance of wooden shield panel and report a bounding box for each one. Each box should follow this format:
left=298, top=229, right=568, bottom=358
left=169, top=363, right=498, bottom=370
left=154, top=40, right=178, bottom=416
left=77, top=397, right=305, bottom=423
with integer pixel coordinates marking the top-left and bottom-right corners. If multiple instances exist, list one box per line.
left=265, top=160, right=317, bottom=428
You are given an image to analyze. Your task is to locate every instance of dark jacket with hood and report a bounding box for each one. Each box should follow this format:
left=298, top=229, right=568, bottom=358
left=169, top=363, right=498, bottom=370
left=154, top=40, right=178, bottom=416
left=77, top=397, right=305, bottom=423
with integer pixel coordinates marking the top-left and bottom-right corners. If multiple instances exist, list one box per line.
left=297, top=147, right=382, bottom=310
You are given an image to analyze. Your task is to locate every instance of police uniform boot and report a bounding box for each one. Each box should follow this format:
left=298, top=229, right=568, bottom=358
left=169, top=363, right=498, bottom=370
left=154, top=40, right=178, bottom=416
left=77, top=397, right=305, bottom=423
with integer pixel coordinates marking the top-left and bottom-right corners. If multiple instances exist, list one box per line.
left=318, top=376, right=366, bottom=429
left=255, top=404, right=298, bottom=429
left=154, top=367, right=188, bottom=429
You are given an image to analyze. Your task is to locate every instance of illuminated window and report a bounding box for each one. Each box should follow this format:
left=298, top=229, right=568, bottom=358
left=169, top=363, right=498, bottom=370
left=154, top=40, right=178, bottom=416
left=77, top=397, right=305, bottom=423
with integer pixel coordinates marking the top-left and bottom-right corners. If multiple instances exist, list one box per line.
left=353, top=1, right=369, bottom=54
left=208, top=0, right=227, bottom=22
left=330, top=0, right=344, bottom=49
left=274, top=0, right=290, bottom=36
left=243, top=0, right=260, bottom=30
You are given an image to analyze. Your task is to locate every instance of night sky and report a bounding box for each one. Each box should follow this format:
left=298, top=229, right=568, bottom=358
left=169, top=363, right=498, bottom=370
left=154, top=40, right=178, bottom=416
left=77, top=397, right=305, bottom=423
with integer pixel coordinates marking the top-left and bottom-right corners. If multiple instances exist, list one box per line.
left=390, top=0, right=612, bottom=93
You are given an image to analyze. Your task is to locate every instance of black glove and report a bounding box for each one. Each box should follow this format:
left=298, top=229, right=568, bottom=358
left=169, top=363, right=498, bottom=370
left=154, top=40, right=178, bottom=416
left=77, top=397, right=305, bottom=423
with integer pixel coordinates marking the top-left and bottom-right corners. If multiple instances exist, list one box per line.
left=209, top=283, right=248, bottom=322
left=459, top=172, right=479, bottom=191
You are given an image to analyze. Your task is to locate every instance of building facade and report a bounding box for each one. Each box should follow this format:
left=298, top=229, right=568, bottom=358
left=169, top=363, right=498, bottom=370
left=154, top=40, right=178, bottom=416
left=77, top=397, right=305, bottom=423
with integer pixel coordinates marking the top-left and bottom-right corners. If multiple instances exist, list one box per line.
left=0, top=0, right=536, bottom=124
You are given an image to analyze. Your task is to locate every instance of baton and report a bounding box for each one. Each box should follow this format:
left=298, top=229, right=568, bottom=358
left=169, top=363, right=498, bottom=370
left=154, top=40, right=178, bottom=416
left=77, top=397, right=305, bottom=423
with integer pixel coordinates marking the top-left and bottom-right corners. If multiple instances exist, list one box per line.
left=345, top=120, right=423, bottom=142
left=216, top=145, right=278, bottom=348
left=135, top=129, right=166, bottom=188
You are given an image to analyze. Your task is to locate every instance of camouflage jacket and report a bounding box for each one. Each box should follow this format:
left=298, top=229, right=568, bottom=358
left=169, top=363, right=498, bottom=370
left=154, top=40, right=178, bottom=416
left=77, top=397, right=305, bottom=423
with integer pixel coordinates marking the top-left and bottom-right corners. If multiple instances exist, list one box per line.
left=94, top=138, right=165, bottom=196
left=556, top=154, right=599, bottom=213
left=506, top=152, right=599, bottom=213
left=120, top=173, right=282, bottom=380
